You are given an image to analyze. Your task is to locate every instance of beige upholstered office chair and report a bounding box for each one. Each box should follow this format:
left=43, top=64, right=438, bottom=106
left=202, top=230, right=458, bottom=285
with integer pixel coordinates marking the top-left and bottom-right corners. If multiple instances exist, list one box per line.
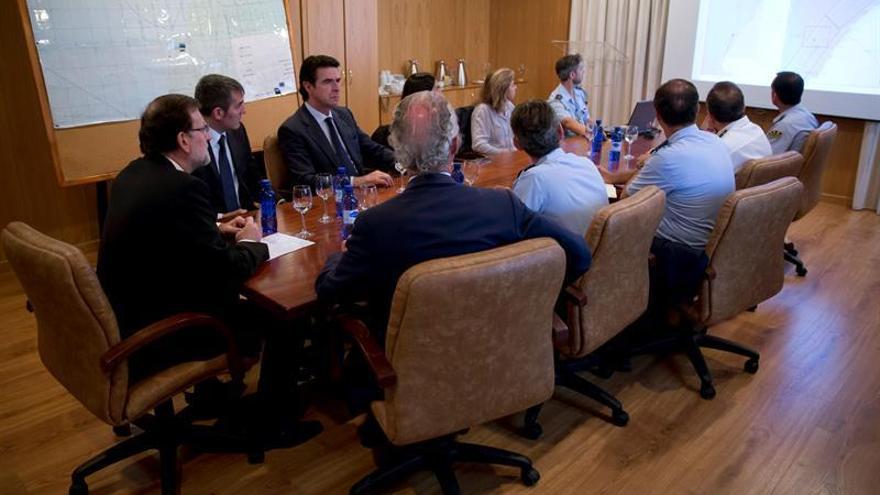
left=635, top=178, right=803, bottom=399
left=555, top=186, right=665, bottom=427
left=263, top=134, right=291, bottom=201
left=341, top=238, right=565, bottom=494
left=784, top=121, right=837, bottom=276
left=1, top=222, right=261, bottom=495
left=735, top=151, right=804, bottom=190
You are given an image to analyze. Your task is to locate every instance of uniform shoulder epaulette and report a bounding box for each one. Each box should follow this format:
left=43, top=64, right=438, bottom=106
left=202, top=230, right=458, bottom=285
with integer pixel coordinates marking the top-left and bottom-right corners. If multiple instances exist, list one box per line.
left=517, top=163, right=538, bottom=178
left=650, top=140, right=670, bottom=154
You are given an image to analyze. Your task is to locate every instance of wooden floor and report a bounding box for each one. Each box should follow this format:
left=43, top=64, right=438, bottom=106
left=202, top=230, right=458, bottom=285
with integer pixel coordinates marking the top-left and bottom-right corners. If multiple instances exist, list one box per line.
left=2, top=202, right=879, bottom=495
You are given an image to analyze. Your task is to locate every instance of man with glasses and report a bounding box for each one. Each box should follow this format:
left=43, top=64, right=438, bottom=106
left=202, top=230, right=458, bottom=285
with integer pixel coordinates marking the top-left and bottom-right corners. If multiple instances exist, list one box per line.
left=97, top=94, right=323, bottom=447
left=192, top=74, right=264, bottom=215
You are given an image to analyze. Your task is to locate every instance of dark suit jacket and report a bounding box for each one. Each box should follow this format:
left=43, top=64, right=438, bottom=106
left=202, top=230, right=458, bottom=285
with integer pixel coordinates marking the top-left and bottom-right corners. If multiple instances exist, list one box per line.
left=192, top=124, right=263, bottom=214
left=316, top=173, right=591, bottom=338
left=278, top=104, right=395, bottom=188
left=98, top=155, right=268, bottom=347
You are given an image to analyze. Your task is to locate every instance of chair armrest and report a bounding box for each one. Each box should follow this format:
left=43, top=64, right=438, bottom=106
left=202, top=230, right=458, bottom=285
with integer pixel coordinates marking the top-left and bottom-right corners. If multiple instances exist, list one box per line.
left=100, top=312, right=244, bottom=380
left=552, top=312, right=570, bottom=348
left=337, top=315, right=397, bottom=388
left=562, top=285, right=588, bottom=306
left=705, top=266, right=717, bottom=281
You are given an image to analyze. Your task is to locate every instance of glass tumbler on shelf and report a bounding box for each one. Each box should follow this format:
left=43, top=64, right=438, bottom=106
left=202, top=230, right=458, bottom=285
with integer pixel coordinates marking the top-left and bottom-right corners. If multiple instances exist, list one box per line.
left=315, top=173, right=333, bottom=224
left=292, top=185, right=313, bottom=239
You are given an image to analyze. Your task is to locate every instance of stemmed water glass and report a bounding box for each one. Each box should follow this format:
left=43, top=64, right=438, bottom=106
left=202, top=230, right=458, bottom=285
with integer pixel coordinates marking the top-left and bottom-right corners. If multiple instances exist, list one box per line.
left=624, top=124, right=639, bottom=168
left=315, top=173, right=333, bottom=224
left=394, top=161, right=407, bottom=193
left=463, top=160, right=480, bottom=186
left=584, top=120, right=596, bottom=142
left=292, top=185, right=312, bottom=239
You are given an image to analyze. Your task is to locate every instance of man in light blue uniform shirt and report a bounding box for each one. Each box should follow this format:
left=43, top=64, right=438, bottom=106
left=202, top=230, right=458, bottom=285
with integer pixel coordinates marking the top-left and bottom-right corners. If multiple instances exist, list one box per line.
left=511, top=100, right=608, bottom=236
left=548, top=53, right=591, bottom=137
left=625, top=79, right=734, bottom=308
left=767, top=71, right=818, bottom=155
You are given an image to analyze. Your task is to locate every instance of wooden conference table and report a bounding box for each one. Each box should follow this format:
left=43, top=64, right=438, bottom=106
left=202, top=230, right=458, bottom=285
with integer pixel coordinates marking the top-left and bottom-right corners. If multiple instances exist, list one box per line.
left=242, top=133, right=659, bottom=320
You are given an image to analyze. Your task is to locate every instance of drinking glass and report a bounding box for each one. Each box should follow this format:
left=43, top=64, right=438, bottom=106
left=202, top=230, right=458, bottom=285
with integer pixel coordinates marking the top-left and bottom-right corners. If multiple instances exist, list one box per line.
left=292, top=185, right=313, bottom=239
left=463, top=160, right=480, bottom=186
left=315, top=173, right=333, bottom=224
left=394, top=161, right=407, bottom=193
left=584, top=120, right=595, bottom=142
left=624, top=125, right=639, bottom=168
left=361, top=184, right=378, bottom=209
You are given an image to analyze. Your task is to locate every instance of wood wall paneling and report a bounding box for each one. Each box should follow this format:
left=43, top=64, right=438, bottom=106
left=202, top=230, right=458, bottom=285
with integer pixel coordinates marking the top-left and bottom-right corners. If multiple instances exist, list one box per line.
left=1, top=1, right=97, bottom=266
left=301, top=0, right=347, bottom=104
left=377, top=0, right=491, bottom=84
left=344, top=0, right=380, bottom=132
left=489, top=0, right=571, bottom=102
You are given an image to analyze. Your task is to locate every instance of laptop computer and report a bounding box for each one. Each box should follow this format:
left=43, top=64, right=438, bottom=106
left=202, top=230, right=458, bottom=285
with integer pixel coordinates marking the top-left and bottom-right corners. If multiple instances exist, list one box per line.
left=627, top=100, right=657, bottom=135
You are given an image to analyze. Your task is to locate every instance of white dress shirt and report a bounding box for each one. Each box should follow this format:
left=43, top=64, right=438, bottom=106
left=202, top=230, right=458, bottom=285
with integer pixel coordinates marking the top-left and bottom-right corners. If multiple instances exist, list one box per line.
left=717, top=116, right=773, bottom=172
left=304, top=101, right=353, bottom=162
left=513, top=148, right=608, bottom=236
left=471, top=101, right=516, bottom=155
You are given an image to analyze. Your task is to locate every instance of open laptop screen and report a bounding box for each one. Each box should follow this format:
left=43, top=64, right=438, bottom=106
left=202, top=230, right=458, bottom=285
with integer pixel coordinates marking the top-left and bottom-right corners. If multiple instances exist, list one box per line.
left=627, top=100, right=656, bottom=133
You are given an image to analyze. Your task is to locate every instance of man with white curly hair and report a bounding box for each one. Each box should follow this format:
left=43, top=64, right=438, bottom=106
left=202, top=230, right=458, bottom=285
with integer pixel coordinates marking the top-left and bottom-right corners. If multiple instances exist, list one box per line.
left=316, top=91, right=591, bottom=342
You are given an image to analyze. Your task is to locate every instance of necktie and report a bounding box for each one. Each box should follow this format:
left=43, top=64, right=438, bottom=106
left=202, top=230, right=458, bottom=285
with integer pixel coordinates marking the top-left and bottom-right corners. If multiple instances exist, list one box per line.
left=217, top=135, right=240, bottom=212
left=325, top=116, right=357, bottom=175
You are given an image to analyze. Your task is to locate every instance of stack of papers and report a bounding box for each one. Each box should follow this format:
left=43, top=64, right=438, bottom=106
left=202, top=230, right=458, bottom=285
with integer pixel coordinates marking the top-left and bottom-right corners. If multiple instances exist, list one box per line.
left=261, top=233, right=314, bottom=260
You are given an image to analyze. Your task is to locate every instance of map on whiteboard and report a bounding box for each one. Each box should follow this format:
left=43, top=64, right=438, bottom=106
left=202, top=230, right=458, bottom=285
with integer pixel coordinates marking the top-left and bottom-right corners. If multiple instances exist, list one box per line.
left=692, top=0, right=880, bottom=95
left=26, top=0, right=296, bottom=128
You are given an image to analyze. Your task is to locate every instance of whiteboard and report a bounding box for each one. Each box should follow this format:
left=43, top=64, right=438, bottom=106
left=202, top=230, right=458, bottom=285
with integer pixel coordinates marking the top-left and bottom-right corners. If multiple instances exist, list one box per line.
left=26, top=0, right=297, bottom=128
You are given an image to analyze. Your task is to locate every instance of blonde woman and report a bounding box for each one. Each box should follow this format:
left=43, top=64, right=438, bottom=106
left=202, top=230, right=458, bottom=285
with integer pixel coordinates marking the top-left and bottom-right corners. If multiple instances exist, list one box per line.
left=471, top=68, right=517, bottom=155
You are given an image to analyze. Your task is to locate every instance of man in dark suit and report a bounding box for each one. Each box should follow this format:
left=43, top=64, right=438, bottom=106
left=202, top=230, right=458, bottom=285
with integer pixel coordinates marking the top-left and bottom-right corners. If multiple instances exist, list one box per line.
left=98, top=93, right=267, bottom=380
left=98, top=94, right=321, bottom=446
left=192, top=74, right=263, bottom=215
left=316, top=91, right=592, bottom=341
left=279, top=55, right=395, bottom=189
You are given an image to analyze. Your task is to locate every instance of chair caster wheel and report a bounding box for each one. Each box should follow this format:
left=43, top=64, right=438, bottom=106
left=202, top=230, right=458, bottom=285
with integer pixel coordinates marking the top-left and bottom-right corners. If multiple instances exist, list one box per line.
left=611, top=409, right=629, bottom=427
left=700, top=382, right=716, bottom=400
left=590, top=365, right=614, bottom=379
left=521, top=467, right=540, bottom=486
left=112, top=424, right=131, bottom=437
left=69, top=480, right=88, bottom=495
left=520, top=422, right=543, bottom=440
left=247, top=450, right=265, bottom=464
left=796, top=266, right=807, bottom=277
left=744, top=359, right=759, bottom=374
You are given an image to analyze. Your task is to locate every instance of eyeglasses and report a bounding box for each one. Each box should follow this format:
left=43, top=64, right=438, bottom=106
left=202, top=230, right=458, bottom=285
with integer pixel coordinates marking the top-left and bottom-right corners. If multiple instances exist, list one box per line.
left=187, top=125, right=209, bottom=135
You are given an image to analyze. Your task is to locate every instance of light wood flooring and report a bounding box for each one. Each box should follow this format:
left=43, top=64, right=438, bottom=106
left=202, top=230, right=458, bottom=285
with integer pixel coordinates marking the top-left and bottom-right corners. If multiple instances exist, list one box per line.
left=1, top=202, right=879, bottom=494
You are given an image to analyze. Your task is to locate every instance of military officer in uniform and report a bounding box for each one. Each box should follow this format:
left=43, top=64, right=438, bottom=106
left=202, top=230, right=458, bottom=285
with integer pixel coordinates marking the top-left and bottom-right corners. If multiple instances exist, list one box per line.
left=767, top=71, right=818, bottom=154
left=548, top=53, right=591, bottom=137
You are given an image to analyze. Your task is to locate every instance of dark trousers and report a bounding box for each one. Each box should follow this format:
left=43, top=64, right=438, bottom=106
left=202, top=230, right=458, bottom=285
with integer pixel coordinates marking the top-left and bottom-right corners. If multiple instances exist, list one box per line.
left=648, top=236, right=709, bottom=312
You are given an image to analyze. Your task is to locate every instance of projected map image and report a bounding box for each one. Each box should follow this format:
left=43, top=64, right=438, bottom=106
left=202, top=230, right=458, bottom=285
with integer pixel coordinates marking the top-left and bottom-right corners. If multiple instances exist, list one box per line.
left=693, top=0, right=880, bottom=95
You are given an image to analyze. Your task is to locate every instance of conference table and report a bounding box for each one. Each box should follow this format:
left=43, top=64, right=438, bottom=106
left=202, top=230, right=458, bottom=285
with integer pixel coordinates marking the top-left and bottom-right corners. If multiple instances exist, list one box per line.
left=242, top=133, right=659, bottom=320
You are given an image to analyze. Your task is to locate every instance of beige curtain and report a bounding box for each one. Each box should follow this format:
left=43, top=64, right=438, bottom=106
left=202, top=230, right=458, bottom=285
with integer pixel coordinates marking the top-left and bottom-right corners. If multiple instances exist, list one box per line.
left=568, top=0, right=669, bottom=125
left=852, top=122, right=880, bottom=214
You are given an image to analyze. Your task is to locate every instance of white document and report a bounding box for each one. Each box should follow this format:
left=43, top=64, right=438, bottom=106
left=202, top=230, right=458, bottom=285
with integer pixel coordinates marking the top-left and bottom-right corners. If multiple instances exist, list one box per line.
left=261, top=233, right=314, bottom=260
left=605, top=184, right=618, bottom=199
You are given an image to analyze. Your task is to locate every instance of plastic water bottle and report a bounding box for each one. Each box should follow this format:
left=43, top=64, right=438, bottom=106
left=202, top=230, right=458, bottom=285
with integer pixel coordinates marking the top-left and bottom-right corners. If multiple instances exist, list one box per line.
left=258, top=179, right=277, bottom=235
left=341, top=184, right=359, bottom=240
left=590, top=119, right=605, bottom=164
left=451, top=161, right=464, bottom=184
left=609, top=126, right=622, bottom=171
left=333, top=166, right=349, bottom=218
